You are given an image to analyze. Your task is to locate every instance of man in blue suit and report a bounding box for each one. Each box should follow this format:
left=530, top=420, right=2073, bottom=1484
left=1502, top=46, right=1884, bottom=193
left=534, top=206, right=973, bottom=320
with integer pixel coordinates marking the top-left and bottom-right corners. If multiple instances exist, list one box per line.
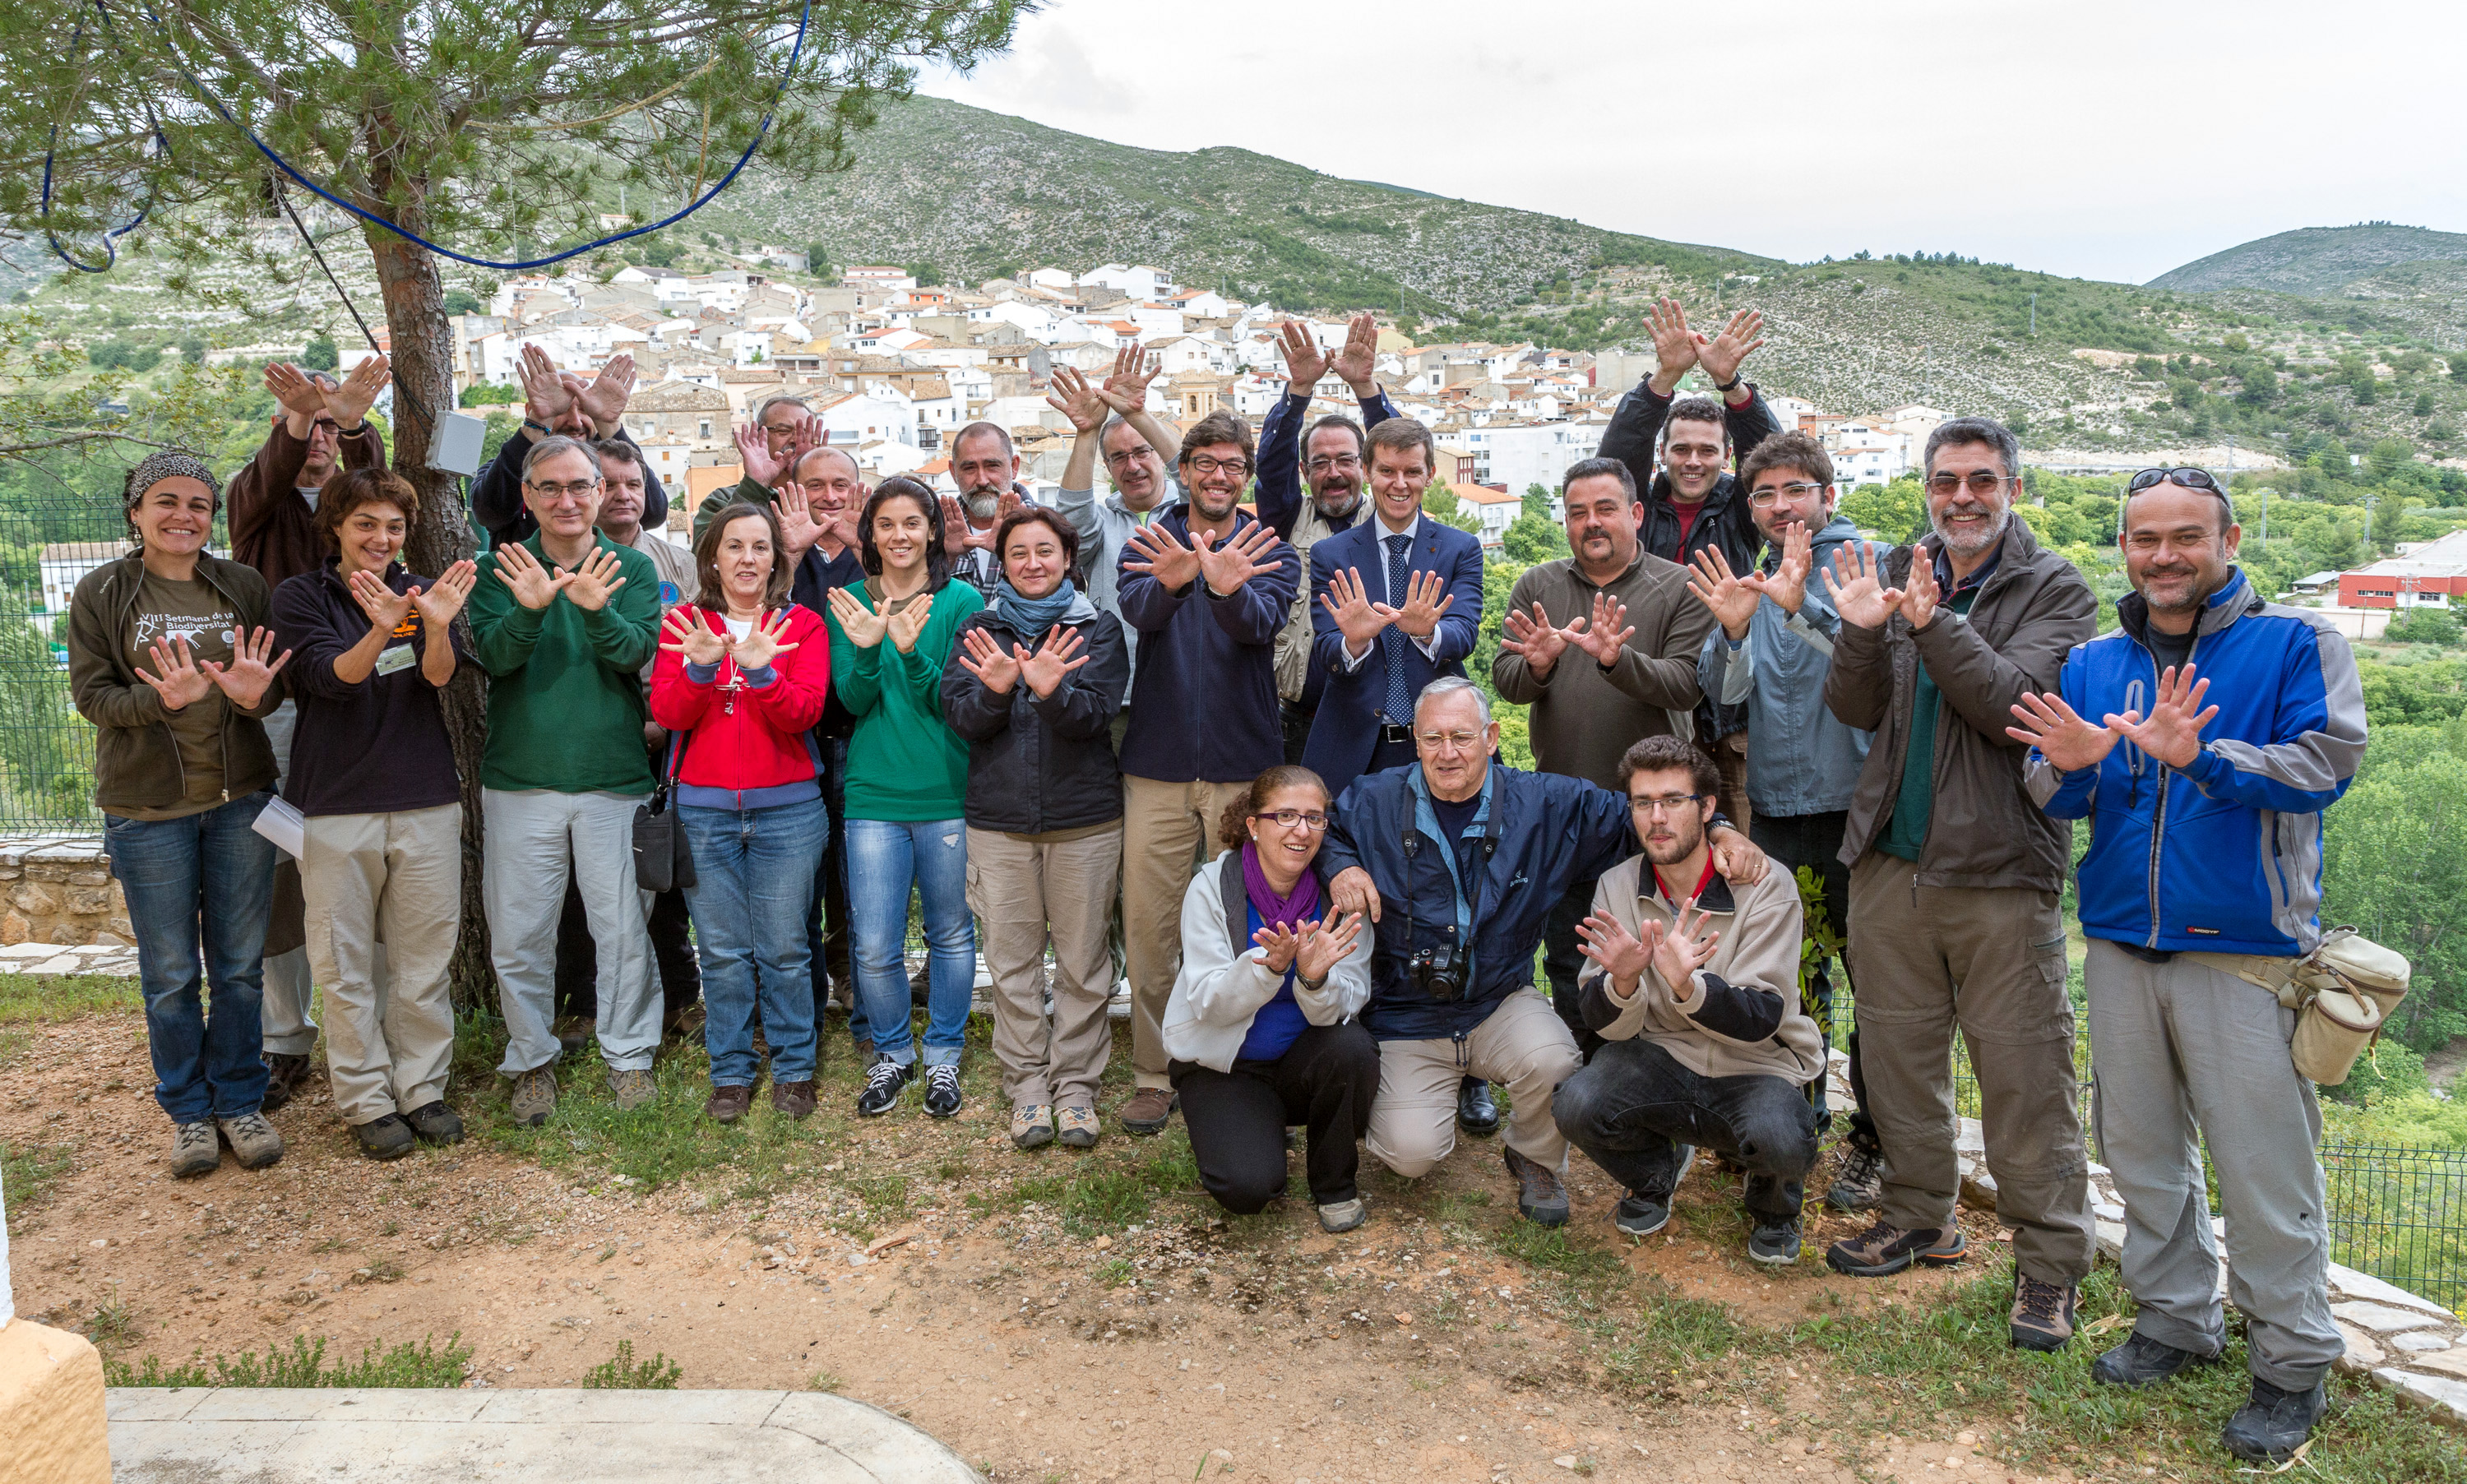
left=1303, top=417, right=1486, bottom=795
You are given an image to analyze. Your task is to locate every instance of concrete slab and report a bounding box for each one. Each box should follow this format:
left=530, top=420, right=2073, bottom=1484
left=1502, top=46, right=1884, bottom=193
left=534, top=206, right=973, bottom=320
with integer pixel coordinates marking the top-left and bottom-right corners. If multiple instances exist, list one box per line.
left=106, top=1388, right=979, bottom=1483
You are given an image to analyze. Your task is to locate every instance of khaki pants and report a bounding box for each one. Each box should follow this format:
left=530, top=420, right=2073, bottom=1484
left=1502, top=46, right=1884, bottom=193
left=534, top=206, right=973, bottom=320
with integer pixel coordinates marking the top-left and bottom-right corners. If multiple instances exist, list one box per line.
left=1121, top=774, right=1252, bottom=1089
left=302, top=804, right=462, bottom=1125
left=966, top=824, right=1122, bottom=1110
left=1368, top=987, right=1581, bottom=1177
left=1846, top=853, right=2094, bottom=1283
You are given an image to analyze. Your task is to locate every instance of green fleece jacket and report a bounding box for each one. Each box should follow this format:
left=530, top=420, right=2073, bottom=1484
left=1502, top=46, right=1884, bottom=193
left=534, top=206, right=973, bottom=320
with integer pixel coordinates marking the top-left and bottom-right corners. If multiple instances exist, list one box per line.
left=470, top=531, right=660, bottom=793
left=827, top=578, right=984, bottom=821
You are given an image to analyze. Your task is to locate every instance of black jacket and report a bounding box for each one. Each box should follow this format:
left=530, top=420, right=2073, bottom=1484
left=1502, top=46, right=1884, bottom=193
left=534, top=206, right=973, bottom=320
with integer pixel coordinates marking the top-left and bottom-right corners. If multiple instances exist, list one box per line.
left=938, top=601, right=1131, bottom=835
left=472, top=424, right=669, bottom=545
left=269, top=561, right=467, bottom=816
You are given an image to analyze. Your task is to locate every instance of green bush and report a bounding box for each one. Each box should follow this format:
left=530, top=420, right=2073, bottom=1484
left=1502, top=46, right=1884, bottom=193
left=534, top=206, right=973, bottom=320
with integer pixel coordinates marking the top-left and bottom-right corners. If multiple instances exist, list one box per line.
left=106, top=1334, right=470, bottom=1388
left=582, top=1340, right=681, bottom=1389
left=2386, top=608, right=2462, bottom=647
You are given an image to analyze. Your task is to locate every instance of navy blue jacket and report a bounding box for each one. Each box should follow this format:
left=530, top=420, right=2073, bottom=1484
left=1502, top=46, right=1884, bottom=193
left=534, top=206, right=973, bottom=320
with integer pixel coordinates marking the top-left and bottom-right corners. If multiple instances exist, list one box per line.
left=1302, top=515, right=1486, bottom=794
left=1320, top=762, right=1637, bottom=1042
left=1115, top=504, right=1299, bottom=783
left=268, top=561, right=468, bottom=817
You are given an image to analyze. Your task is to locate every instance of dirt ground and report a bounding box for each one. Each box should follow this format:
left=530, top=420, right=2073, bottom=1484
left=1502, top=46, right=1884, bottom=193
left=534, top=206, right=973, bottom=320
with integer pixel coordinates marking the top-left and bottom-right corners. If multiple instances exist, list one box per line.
left=2, top=1010, right=2076, bottom=1484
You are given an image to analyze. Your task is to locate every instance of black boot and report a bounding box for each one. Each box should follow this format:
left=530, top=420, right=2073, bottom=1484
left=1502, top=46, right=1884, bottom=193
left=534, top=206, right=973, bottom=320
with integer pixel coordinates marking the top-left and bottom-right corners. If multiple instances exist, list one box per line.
left=1456, top=1077, right=1500, bottom=1137
left=2219, top=1375, right=2326, bottom=1463
left=2092, top=1331, right=2215, bottom=1388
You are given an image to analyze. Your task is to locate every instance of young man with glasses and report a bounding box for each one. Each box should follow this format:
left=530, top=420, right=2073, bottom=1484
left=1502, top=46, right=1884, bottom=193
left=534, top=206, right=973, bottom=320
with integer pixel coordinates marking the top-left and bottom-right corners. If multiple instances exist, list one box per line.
left=1682, top=432, right=1884, bottom=1209
left=1552, top=734, right=1823, bottom=1262
left=1817, top=417, right=2099, bottom=1357
left=1113, top=410, right=1299, bottom=1136
left=2010, top=468, right=2363, bottom=1463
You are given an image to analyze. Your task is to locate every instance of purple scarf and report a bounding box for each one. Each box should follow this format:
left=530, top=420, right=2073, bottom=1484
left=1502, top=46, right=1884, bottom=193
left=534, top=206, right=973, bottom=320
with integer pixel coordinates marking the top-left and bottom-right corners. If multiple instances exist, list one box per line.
left=1241, top=840, right=1321, bottom=932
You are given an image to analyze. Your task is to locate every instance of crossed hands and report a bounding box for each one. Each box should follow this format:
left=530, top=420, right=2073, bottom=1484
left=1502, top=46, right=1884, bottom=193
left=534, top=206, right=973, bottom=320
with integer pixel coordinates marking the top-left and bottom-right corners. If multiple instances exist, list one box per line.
left=348, top=561, right=476, bottom=634
left=266, top=354, right=391, bottom=430
left=1124, top=520, right=1282, bottom=597
left=1498, top=593, right=1633, bottom=674
left=660, top=607, right=802, bottom=673
left=826, top=585, right=933, bottom=654
left=1321, top=566, right=1458, bottom=654
left=1821, top=540, right=1945, bottom=631
left=1279, top=312, right=1378, bottom=393
left=2007, top=663, right=2218, bottom=772
left=957, top=623, right=1091, bottom=699
left=492, top=543, right=627, bottom=613
left=136, top=629, right=293, bottom=713
left=1575, top=901, right=1721, bottom=1001
left=1685, top=532, right=1814, bottom=639
left=1252, top=910, right=1366, bottom=981
left=942, top=492, right=1021, bottom=555
left=1645, top=300, right=1765, bottom=392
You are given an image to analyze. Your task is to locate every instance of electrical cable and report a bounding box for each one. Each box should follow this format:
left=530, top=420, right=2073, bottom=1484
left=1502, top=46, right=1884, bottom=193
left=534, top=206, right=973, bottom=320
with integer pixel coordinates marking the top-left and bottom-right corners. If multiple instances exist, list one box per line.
left=270, top=174, right=432, bottom=436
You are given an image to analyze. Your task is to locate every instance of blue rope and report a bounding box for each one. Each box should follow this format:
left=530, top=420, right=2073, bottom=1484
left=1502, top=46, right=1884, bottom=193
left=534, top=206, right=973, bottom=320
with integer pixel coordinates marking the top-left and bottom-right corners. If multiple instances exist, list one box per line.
left=41, top=2, right=168, bottom=273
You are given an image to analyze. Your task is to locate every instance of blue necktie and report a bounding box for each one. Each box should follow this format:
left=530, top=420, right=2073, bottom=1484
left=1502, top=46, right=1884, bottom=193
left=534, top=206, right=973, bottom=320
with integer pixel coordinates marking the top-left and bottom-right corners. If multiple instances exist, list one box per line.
left=1382, top=532, right=1414, bottom=726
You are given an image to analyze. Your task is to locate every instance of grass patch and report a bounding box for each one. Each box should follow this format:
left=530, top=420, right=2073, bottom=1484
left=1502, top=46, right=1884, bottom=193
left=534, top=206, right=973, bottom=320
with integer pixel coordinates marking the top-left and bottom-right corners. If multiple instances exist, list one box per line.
left=581, top=1340, right=681, bottom=1389
left=1493, top=1220, right=1622, bottom=1280
left=1, top=1141, right=73, bottom=1230
left=809, top=1369, right=845, bottom=1393
left=0, top=973, right=141, bottom=1024
left=1597, top=1276, right=1756, bottom=1386
left=106, top=1334, right=471, bottom=1388
left=83, top=1291, right=138, bottom=1349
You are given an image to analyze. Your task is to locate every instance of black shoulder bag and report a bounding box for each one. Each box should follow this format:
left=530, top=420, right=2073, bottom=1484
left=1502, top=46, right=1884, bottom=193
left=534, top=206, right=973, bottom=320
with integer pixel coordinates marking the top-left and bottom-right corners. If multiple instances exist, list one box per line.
left=632, top=728, right=697, bottom=892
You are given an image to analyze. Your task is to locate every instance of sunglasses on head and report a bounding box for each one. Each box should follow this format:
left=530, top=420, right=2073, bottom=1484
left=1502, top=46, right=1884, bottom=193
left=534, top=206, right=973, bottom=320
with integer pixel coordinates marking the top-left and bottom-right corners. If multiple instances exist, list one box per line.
left=2127, top=466, right=2221, bottom=494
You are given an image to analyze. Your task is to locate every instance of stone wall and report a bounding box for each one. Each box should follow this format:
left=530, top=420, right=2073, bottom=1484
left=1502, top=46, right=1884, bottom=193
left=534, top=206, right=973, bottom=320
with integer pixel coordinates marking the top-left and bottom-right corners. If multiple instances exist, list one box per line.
left=0, top=840, right=128, bottom=950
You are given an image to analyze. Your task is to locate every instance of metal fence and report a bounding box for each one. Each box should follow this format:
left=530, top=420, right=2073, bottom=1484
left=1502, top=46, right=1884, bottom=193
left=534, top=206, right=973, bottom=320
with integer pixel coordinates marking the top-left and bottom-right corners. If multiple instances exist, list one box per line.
left=0, top=487, right=152, bottom=832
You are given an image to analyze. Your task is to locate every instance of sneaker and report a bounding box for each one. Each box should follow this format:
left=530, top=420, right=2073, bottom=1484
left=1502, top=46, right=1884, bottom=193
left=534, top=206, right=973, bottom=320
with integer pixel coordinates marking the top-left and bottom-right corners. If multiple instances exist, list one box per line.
left=403, top=1101, right=464, bottom=1145
left=923, top=1065, right=963, bottom=1118
left=1318, top=1197, right=1368, bottom=1234
left=553, top=1015, right=596, bottom=1052
left=2010, top=1274, right=2080, bottom=1352
left=216, top=1112, right=285, bottom=1171
left=349, top=1112, right=418, bottom=1162
left=1613, top=1192, right=1671, bottom=1238
left=170, top=1121, right=220, bottom=1179
left=1502, top=1145, right=1569, bottom=1227
left=609, top=1068, right=658, bottom=1111
left=771, top=1080, right=816, bottom=1120
left=1826, top=1142, right=1884, bottom=1212
left=260, top=1052, right=313, bottom=1112
left=705, top=1084, right=753, bottom=1124
left=2220, top=1376, right=2327, bottom=1463
left=1056, top=1104, right=1099, bottom=1149
left=857, top=1057, right=914, bottom=1116
left=510, top=1066, right=558, bottom=1127
left=1456, top=1077, right=1501, bottom=1137
left=1118, top=1087, right=1176, bottom=1136
left=1825, top=1218, right=1968, bottom=1277
left=1011, top=1103, right=1056, bottom=1150
left=2094, top=1331, right=2216, bottom=1388
left=1748, top=1214, right=1803, bottom=1266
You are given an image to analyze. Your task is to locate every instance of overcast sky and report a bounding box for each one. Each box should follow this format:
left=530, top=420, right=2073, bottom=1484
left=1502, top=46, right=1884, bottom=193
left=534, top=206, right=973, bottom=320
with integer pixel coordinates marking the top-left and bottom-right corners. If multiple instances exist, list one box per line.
left=914, top=0, right=2466, bottom=287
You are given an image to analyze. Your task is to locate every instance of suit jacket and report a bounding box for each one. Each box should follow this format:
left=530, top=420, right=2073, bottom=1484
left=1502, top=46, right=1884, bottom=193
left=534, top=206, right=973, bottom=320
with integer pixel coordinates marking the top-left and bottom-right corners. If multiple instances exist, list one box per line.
left=1303, top=514, right=1484, bottom=792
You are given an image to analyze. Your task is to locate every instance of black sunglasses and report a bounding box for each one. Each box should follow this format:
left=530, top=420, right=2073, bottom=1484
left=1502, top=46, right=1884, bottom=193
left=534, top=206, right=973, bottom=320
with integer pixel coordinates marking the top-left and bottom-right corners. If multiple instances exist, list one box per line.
left=2127, top=466, right=2222, bottom=494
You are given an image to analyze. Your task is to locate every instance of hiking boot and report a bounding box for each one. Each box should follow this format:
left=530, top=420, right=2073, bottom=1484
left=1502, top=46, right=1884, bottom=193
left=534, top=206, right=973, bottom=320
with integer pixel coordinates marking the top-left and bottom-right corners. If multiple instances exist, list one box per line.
left=1118, top=1087, right=1176, bottom=1136
left=510, top=1066, right=558, bottom=1127
left=1456, top=1077, right=1501, bottom=1137
left=771, top=1080, right=816, bottom=1120
left=1826, top=1142, right=1884, bottom=1212
left=1011, top=1103, right=1056, bottom=1150
left=349, top=1112, right=418, bottom=1162
left=609, top=1068, right=658, bottom=1111
left=1613, top=1192, right=1671, bottom=1238
left=1748, top=1214, right=1803, bottom=1266
left=1502, top=1144, right=1569, bottom=1227
left=1825, top=1218, right=1967, bottom=1277
left=217, top=1112, right=285, bottom=1171
left=909, top=961, right=933, bottom=1006
left=923, top=1064, right=964, bottom=1118
left=1318, top=1197, right=1368, bottom=1234
left=170, top=1121, right=220, bottom=1179
left=2220, top=1376, right=2327, bottom=1463
left=851, top=1037, right=876, bottom=1066
left=705, top=1084, right=754, bottom=1124
left=403, top=1101, right=464, bottom=1146
left=260, top=1052, right=313, bottom=1112
left=2010, top=1274, right=2079, bottom=1352
left=857, top=1056, right=914, bottom=1116
left=553, top=1015, right=596, bottom=1052
left=2094, top=1331, right=2217, bottom=1388
left=1056, top=1104, right=1099, bottom=1149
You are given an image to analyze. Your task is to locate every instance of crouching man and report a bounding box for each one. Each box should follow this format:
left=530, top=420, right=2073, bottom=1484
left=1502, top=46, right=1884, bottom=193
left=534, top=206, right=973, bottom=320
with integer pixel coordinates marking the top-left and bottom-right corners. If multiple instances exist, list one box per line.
left=1553, top=736, right=1822, bottom=1263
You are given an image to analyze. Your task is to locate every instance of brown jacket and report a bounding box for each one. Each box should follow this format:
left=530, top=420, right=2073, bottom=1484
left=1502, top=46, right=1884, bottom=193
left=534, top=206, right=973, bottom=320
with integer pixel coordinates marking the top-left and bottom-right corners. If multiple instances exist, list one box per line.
left=1825, top=518, right=2094, bottom=891
left=67, top=554, right=285, bottom=812
left=1492, top=551, right=1711, bottom=791
left=229, top=418, right=387, bottom=591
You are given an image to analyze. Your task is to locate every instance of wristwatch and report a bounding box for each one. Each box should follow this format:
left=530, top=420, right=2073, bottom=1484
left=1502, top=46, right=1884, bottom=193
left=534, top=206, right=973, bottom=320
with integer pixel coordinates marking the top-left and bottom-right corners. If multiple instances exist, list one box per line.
left=1713, top=375, right=1742, bottom=392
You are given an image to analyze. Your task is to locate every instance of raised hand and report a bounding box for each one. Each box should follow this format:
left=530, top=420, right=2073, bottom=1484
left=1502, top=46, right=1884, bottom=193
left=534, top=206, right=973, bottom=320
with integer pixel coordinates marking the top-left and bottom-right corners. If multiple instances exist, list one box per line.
left=1709, top=825, right=1770, bottom=886
left=1252, top=921, right=1304, bottom=976
left=772, top=480, right=821, bottom=558
left=956, top=626, right=1021, bottom=693
left=940, top=495, right=997, bottom=555
left=1331, top=311, right=1379, bottom=389
left=1687, top=547, right=1760, bottom=639
left=1501, top=603, right=1571, bottom=675
left=1044, top=364, right=1109, bottom=434
left=1821, top=541, right=1901, bottom=630
left=1294, top=911, right=1363, bottom=983
left=1378, top=568, right=1456, bottom=640
left=1122, top=521, right=1201, bottom=592
left=1101, top=340, right=1159, bottom=411
left=1742, top=522, right=1814, bottom=616
left=1896, top=546, right=1942, bottom=631
left=200, top=626, right=293, bottom=710
left=1320, top=566, right=1392, bottom=650
left=347, top=568, right=415, bottom=632
left=2108, top=663, right=2218, bottom=770
left=1645, top=298, right=1698, bottom=390
left=1566, top=592, right=1634, bottom=667
left=134, top=634, right=214, bottom=711
left=826, top=586, right=887, bottom=649
left=263, top=361, right=326, bottom=421
left=413, top=560, right=478, bottom=629
left=1696, top=308, right=1766, bottom=389
left=1574, top=909, right=1655, bottom=994
left=886, top=594, right=933, bottom=655
left=492, top=542, right=572, bottom=611
left=326, top=352, right=391, bottom=428
left=576, top=352, right=636, bottom=431
left=1652, top=900, right=1722, bottom=996
left=1194, top=521, right=1283, bottom=597
left=517, top=344, right=575, bottom=427
left=2007, top=690, right=2119, bottom=771
left=729, top=606, right=801, bottom=671
left=1277, top=319, right=1329, bottom=392
left=1016, top=625, right=1090, bottom=699
left=659, top=608, right=728, bottom=668
left=560, top=548, right=629, bottom=613
left=732, top=421, right=785, bottom=488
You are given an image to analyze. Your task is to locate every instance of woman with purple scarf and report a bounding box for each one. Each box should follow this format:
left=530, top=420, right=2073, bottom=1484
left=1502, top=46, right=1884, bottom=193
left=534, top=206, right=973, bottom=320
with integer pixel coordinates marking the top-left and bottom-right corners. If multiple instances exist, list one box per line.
left=1162, top=765, right=1377, bottom=1232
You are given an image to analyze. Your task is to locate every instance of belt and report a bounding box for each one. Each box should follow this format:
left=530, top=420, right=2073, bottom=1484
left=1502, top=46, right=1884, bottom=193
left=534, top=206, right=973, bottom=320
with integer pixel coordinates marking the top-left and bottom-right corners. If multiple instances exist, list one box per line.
left=1378, top=723, right=1413, bottom=746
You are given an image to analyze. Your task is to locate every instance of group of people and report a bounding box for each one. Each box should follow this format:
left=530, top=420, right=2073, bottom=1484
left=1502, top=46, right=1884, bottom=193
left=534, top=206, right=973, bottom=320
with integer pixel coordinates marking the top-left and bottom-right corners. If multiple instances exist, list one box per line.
left=69, top=298, right=2363, bottom=1463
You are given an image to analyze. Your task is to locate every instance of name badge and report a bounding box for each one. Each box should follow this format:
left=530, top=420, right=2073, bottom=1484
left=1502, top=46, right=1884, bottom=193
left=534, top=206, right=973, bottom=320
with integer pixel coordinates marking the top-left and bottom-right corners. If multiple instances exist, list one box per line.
left=375, top=642, right=417, bottom=677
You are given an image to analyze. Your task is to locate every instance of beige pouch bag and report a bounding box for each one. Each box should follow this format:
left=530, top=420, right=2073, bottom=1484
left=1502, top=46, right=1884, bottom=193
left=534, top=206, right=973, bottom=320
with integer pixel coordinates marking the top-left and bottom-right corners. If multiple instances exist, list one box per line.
left=2187, top=927, right=2412, bottom=1087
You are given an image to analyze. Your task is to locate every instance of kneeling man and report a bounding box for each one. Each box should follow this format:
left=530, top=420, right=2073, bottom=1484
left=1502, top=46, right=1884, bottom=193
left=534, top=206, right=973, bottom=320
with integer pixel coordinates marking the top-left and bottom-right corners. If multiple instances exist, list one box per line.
left=1553, top=735, right=1822, bottom=1262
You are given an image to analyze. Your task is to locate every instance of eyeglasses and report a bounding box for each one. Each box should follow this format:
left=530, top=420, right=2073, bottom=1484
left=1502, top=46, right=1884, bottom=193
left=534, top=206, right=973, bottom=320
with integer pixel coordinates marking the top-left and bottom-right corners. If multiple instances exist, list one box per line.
left=1414, top=729, right=1486, bottom=752
left=1305, top=455, right=1363, bottom=474
left=1629, top=793, right=1710, bottom=817
left=525, top=479, right=599, bottom=498
left=1747, top=480, right=1825, bottom=507
left=1927, top=471, right=2010, bottom=497
left=1187, top=456, right=1251, bottom=478
left=1104, top=446, right=1156, bottom=468
left=1252, top=810, right=1330, bottom=831
left=2127, top=466, right=2222, bottom=494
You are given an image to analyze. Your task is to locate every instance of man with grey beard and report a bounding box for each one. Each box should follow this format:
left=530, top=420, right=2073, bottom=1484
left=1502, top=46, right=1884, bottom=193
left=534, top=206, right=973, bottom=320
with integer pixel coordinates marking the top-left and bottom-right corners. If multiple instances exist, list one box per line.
left=944, top=421, right=1027, bottom=601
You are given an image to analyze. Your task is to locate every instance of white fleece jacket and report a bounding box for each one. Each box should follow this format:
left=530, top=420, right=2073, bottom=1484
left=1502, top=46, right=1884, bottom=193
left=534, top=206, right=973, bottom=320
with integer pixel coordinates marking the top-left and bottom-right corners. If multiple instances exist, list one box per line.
left=1162, top=850, right=1375, bottom=1073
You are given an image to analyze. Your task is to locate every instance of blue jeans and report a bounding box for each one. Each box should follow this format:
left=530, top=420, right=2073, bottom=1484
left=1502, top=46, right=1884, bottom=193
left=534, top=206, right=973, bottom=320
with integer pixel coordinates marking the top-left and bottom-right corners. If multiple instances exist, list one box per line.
left=845, top=817, right=974, bottom=1067
left=103, top=791, right=280, bottom=1123
left=682, top=796, right=827, bottom=1085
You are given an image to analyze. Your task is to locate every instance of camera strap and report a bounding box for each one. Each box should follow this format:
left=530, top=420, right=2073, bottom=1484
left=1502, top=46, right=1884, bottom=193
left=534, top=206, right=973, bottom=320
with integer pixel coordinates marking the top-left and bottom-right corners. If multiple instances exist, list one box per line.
left=1406, top=766, right=1493, bottom=960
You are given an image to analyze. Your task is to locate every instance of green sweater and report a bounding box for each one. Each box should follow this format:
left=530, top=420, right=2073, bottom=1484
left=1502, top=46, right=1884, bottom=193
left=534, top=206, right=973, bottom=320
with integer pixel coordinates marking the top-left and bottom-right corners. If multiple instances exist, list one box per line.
left=470, top=531, right=661, bottom=793
left=828, top=578, right=984, bottom=821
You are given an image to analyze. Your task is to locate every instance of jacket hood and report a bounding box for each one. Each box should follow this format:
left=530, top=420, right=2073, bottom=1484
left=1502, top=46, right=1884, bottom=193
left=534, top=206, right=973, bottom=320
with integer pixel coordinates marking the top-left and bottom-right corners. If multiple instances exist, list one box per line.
left=2116, top=566, right=2254, bottom=645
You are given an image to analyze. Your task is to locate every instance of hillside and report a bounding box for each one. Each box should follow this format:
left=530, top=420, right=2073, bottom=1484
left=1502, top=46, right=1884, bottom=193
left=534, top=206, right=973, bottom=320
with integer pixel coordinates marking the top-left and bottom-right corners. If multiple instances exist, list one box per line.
left=2148, top=223, right=2467, bottom=295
